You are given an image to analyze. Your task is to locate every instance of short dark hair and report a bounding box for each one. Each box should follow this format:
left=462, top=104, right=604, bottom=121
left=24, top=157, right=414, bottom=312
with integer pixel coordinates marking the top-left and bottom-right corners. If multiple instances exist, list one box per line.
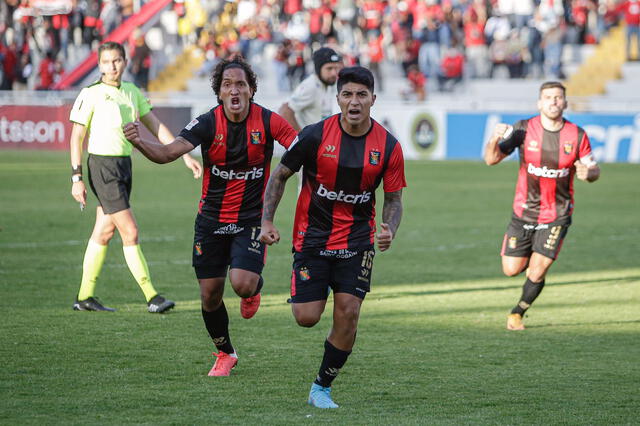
left=337, top=66, right=375, bottom=93
left=539, top=81, right=566, bottom=97
left=211, top=55, right=257, bottom=104
left=98, top=41, right=126, bottom=61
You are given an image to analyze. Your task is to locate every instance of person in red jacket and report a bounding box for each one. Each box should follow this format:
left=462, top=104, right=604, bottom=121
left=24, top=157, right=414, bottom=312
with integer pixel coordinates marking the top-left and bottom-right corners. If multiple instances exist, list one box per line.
left=614, top=0, right=640, bottom=60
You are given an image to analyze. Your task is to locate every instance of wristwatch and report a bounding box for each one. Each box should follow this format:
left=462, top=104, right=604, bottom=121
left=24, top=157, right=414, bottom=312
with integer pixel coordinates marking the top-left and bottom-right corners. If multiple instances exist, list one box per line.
left=71, top=175, right=83, bottom=183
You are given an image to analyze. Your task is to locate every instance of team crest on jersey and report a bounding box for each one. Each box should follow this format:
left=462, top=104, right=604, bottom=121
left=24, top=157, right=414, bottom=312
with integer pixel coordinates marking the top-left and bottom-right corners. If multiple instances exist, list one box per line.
left=194, top=242, right=202, bottom=256
left=299, top=267, right=311, bottom=281
left=250, top=131, right=261, bottom=144
left=369, top=150, right=381, bottom=165
left=563, top=142, right=573, bottom=155
left=508, top=237, right=517, bottom=249
left=527, top=140, right=539, bottom=152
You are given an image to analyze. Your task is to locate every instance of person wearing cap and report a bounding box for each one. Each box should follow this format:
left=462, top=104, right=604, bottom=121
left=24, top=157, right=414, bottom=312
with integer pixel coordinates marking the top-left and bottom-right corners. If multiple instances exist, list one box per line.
left=278, top=46, right=344, bottom=132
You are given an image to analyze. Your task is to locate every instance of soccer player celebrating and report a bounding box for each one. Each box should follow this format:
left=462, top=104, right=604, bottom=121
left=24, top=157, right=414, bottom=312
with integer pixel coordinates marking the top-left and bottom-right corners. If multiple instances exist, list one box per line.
left=484, top=81, right=600, bottom=331
left=259, top=66, right=406, bottom=408
left=123, top=56, right=297, bottom=376
left=69, top=41, right=202, bottom=313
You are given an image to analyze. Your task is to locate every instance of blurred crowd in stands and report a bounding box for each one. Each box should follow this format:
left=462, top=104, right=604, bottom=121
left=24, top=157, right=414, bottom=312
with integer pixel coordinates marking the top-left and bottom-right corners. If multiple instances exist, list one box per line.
left=1, top=0, right=639, bottom=98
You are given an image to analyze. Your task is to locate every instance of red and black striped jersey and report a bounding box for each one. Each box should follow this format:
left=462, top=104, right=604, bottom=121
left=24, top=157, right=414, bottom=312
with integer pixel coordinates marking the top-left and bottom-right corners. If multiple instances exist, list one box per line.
left=281, top=114, right=406, bottom=254
left=499, top=116, right=596, bottom=224
left=179, top=103, right=297, bottom=227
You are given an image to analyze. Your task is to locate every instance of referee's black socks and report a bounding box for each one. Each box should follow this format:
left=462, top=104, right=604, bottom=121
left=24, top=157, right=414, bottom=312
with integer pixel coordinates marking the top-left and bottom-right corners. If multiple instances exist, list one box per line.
left=202, top=303, right=234, bottom=355
left=314, top=339, right=351, bottom=388
left=511, top=278, right=545, bottom=316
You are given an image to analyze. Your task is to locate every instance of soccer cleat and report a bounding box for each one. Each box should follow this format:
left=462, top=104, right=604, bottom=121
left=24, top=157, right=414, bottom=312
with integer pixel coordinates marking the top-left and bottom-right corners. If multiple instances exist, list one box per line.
left=240, top=293, right=261, bottom=319
left=208, top=351, right=238, bottom=376
left=147, top=294, right=175, bottom=313
left=73, top=297, right=116, bottom=312
left=308, top=383, right=339, bottom=409
left=507, top=313, right=525, bottom=330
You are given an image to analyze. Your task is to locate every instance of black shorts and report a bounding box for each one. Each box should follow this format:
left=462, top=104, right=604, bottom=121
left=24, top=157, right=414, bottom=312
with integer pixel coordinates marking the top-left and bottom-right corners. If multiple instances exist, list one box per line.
left=290, top=249, right=375, bottom=303
left=87, top=154, right=132, bottom=215
left=501, top=217, right=571, bottom=260
left=192, top=215, right=265, bottom=279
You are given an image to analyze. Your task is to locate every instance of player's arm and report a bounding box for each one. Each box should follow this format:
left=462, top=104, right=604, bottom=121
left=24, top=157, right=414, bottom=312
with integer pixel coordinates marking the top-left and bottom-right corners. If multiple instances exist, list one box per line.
left=484, top=123, right=513, bottom=165
left=123, top=121, right=194, bottom=164
left=259, top=163, right=296, bottom=245
left=377, top=189, right=403, bottom=252
left=69, top=122, right=88, bottom=208
left=139, top=111, right=202, bottom=178
left=278, top=102, right=302, bottom=132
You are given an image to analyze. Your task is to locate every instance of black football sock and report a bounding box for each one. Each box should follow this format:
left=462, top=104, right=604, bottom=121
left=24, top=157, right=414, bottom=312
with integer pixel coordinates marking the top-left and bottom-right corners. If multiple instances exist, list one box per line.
left=252, top=276, right=264, bottom=297
left=201, top=303, right=234, bottom=354
left=511, top=278, right=545, bottom=316
left=314, top=340, right=351, bottom=388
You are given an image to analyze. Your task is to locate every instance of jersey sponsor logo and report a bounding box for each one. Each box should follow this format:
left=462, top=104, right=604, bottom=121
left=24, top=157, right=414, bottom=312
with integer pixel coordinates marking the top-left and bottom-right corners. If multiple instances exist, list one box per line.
left=318, top=248, right=358, bottom=258
left=185, top=118, right=199, bottom=130
left=211, top=165, right=264, bottom=180
left=527, top=163, right=570, bottom=178
left=316, top=183, right=371, bottom=204
left=369, top=149, right=380, bottom=165
left=563, top=141, right=573, bottom=155
left=322, top=144, right=337, bottom=158
left=213, top=223, right=245, bottom=234
left=527, top=140, right=539, bottom=152
left=250, top=131, right=261, bottom=145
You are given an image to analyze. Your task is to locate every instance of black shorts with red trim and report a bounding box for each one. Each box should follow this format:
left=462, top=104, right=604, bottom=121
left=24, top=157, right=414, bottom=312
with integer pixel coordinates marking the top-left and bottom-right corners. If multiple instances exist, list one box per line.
left=501, top=216, right=571, bottom=260
left=289, top=248, right=375, bottom=303
left=192, top=215, right=265, bottom=279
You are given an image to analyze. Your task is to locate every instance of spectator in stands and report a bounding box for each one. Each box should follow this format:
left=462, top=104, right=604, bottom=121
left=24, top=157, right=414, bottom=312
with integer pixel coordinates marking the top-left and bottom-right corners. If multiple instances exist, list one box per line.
left=401, top=63, right=426, bottom=101
left=614, top=0, right=640, bottom=60
left=438, top=45, right=464, bottom=91
left=36, top=50, right=56, bottom=90
left=0, top=38, right=18, bottom=89
left=365, top=32, right=384, bottom=92
left=129, top=28, right=151, bottom=90
left=273, top=38, right=293, bottom=92
left=13, top=50, right=32, bottom=90
left=463, top=7, right=490, bottom=78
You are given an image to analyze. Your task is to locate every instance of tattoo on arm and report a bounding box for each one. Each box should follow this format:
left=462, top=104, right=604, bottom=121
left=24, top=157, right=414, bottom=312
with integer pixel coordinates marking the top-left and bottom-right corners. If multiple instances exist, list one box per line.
left=262, top=164, right=294, bottom=222
left=382, top=190, right=403, bottom=236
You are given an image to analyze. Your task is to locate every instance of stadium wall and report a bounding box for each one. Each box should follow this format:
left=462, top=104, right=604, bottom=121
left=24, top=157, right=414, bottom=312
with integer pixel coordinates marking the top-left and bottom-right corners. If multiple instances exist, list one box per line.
left=0, top=105, right=191, bottom=150
left=2, top=103, right=639, bottom=163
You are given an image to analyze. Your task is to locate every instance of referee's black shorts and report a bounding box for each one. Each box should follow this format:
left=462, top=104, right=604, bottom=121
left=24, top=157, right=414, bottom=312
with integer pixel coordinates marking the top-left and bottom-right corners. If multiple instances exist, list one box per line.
left=87, top=154, right=132, bottom=214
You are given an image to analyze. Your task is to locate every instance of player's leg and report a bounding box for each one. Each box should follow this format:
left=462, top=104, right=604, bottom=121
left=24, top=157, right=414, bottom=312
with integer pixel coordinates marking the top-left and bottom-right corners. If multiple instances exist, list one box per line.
left=290, top=252, right=330, bottom=327
left=508, top=222, right=569, bottom=329
left=308, top=250, right=371, bottom=409
left=228, top=226, right=266, bottom=319
left=110, top=208, right=170, bottom=311
left=193, top=225, right=238, bottom=375
left=73, top=206, right=116, bottom=311
left=501, top=219, right=533, bottom=329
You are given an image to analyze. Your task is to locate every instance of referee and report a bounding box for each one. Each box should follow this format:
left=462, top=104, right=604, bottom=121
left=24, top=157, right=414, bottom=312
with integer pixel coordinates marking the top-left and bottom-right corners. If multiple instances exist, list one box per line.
left=69, top=41, right=202, bottom=312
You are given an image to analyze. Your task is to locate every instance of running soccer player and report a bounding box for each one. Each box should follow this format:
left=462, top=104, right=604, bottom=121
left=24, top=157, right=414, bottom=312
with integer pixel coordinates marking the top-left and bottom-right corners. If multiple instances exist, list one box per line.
left=484, top=81, right=600, bottom=331
left=123, top=56, right=297, bottom=376
left=69, top=41, right=202, bottom=313
left=259, top=66, right=406, bottom=408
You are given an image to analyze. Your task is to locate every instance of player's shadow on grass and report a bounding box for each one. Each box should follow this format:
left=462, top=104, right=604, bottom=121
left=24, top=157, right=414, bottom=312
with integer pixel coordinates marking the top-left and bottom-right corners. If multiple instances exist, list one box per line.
left=367, top=276, right=640, bottom=301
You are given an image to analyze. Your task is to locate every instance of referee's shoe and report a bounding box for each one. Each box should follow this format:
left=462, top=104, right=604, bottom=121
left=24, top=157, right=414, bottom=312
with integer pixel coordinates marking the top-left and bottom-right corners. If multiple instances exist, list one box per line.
left=73, top=297, right=116, bottom=312
left=147, top=294, right=175, bottom=313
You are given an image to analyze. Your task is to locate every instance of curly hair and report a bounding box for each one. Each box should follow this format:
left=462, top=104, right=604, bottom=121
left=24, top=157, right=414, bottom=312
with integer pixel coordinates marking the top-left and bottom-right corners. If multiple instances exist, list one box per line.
left=210, top=55, right=258, bottom=104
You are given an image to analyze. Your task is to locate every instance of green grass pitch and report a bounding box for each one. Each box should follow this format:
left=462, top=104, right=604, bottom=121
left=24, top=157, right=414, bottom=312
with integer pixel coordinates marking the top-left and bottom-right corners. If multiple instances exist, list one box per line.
left=1, top=151, right=638, bottom=424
